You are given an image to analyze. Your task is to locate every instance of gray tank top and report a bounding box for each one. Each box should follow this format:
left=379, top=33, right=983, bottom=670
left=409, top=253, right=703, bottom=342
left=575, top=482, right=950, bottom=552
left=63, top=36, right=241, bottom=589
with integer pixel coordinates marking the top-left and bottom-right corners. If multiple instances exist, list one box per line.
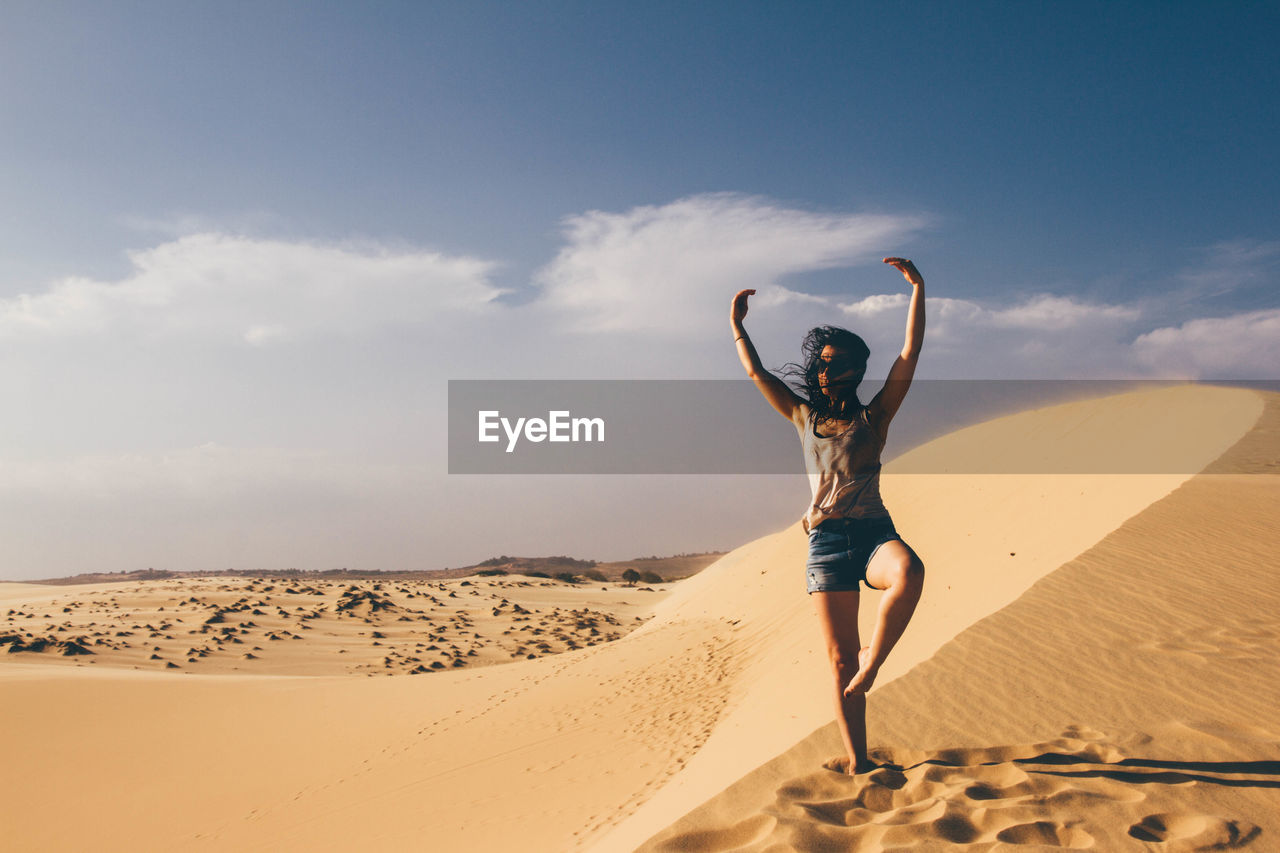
left=797, top=402, right=890, bottom=532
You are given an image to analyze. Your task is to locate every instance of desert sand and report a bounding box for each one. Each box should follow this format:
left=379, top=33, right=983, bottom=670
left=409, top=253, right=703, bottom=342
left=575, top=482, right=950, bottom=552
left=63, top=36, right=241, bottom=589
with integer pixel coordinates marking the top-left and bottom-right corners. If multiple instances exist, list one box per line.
left=1, top=384, right=1274, bottom=852
left=634, top=387, right=1280, bottom=853
left=0, top=575, right=653, bottom=676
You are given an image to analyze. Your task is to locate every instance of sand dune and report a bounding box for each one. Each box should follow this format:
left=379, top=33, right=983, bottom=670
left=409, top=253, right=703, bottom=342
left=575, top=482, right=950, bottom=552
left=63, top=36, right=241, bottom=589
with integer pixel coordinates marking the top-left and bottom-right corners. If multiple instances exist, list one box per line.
left=0, top=384, right=1267, bottom=852
left=635, top=390, right=1279, bottom=852
left=591, top=384, right=1264, bottom=853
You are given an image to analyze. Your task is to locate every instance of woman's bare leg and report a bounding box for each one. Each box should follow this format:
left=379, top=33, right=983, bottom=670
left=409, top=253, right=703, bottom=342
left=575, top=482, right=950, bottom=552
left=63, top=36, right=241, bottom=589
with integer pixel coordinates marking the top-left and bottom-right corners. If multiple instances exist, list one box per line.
left=844, top=540, right=924, bottom=696
left=811, top=590, right=875, bottom=773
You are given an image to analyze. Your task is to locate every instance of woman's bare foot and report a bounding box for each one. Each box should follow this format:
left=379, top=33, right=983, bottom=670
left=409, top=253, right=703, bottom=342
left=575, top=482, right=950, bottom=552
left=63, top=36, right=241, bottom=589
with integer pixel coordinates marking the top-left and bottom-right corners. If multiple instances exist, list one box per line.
left=823, top=755, right=879, bottom=775
left=843, top=646, right=880, bottom=696
left=822, top=755, right=851, bottom=774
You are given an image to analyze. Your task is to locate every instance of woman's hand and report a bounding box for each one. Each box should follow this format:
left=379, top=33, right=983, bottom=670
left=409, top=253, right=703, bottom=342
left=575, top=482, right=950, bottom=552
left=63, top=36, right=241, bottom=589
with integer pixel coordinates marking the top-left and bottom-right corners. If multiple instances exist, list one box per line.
left=884, top=257, right=923, bottom=288
left=731, top=288, right=756, bottom=327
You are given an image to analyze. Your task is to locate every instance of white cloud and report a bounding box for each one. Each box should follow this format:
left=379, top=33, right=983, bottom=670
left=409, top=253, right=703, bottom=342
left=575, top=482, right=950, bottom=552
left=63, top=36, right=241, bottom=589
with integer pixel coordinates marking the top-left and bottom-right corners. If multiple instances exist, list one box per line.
left=534, top=193, right=928, bottom=335
left=831, top=279, right=1138, bottom=325
left=927, top=296, right=988, bottom=328
left=752, top=284, right=833, bottom=309
left=1201, top=238, right=1280, bottom=268
left=1133, top=308, right=1280, bottom=377
left=929, top=295, right=1140, bottom=376
left=0, top=233, right=506, bottom=343
left=1175, top=238, right=1280, bottom=298
left=827, top=292, right=1141, bottom=375
left=986, top=294, right=1139, bottom=328
left=840, top=292, right=1137, bottom=330
left=839, top=292, right=907, bottom=319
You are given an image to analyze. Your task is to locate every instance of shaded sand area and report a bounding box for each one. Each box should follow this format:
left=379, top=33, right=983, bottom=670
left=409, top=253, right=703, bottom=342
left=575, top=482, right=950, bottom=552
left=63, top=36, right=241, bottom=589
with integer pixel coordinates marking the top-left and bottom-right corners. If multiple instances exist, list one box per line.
left=0, top=385, right=1266, bottom=852
left=1, top=576, right=656, bottom=676
left=636, top=390, right=1280, bottom=853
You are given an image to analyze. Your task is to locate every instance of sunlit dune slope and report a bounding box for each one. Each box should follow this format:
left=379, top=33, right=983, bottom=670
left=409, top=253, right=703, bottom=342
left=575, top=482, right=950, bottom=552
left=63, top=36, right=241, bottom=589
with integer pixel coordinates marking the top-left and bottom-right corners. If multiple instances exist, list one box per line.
left=634, top=389, right=1279, bottom=853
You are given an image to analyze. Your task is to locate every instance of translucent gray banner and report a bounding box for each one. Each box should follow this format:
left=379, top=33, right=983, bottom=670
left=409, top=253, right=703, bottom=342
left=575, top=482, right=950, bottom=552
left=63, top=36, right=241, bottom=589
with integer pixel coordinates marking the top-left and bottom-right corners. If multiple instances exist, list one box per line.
left=447, top=380, right=1277, bottom=474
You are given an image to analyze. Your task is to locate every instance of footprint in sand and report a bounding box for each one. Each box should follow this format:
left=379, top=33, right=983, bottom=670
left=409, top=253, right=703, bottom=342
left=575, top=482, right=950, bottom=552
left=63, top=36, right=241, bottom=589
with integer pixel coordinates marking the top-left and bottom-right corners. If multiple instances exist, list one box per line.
left=994, top=820, right=1094, bottom=847
left=654, top=727, right=1272, bottom=852
left=1129, top=813, right=1260, bottom=848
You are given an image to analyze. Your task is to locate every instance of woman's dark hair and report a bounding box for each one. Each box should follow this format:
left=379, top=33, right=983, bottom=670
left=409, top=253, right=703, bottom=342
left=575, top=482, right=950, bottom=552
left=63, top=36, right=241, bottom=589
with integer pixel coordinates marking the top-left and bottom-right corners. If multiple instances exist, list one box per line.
left=781, top=326, right=871, bottom=419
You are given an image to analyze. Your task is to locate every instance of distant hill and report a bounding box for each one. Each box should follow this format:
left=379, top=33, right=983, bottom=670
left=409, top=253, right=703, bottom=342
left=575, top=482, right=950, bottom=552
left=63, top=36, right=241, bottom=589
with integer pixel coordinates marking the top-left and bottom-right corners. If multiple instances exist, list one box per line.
left=25, top=551, right=728, bottom=586
left=453, top=552, right=726, bottom=583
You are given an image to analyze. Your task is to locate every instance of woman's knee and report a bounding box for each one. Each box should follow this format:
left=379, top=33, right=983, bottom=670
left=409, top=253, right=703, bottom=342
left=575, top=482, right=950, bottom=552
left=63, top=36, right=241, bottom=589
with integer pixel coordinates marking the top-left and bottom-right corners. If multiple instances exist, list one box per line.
left=884, top=553, right=924, bottom=590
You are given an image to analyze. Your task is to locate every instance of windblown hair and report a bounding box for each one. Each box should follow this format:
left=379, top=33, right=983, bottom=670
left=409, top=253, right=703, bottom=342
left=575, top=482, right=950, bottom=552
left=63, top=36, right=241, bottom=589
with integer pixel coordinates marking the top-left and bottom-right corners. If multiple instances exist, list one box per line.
left=780, top=325, right=871, bottom=421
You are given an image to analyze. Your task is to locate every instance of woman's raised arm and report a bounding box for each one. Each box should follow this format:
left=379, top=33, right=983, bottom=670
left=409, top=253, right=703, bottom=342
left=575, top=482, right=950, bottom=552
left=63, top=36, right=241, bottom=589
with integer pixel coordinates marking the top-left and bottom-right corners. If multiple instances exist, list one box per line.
left=870, top=258, right=925, bottom=428
left=731, top=289, right=805, bottom=425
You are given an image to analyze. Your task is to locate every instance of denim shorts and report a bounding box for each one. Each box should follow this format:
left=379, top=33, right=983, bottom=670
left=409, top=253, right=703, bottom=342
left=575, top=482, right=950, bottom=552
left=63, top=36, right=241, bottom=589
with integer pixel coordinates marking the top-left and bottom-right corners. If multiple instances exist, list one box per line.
left=806, top=516, right=901, bottom=594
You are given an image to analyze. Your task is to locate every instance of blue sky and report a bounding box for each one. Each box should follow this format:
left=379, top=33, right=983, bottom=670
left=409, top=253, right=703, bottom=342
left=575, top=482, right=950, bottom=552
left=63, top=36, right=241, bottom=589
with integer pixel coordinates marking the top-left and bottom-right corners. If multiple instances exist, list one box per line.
left=1, top=2, right=1277, bottom=578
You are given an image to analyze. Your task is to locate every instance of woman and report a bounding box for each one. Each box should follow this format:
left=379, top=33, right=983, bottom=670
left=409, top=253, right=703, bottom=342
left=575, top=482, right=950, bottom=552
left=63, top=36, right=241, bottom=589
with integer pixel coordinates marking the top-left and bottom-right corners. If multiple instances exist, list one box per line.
left=730, top=257, right=926, bottom=775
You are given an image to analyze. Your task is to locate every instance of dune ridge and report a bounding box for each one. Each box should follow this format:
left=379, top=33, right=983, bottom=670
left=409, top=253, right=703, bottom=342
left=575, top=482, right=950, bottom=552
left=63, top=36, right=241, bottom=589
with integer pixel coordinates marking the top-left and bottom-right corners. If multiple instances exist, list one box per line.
left=634, top=390, right=1280, bottom=852
left=0, top=385, right=1263, bottom=852
left=590, top=383, right=1262, bottom=853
